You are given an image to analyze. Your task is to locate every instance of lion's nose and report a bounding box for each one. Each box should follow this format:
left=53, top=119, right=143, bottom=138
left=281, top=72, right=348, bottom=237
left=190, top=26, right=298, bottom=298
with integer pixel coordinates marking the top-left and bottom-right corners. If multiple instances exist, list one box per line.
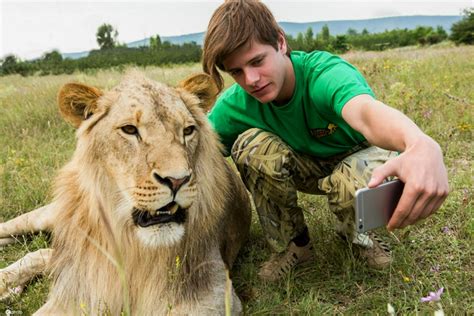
left=153, top=172, right=191, bottom=195
left=167, top=176, right=191, bottom=193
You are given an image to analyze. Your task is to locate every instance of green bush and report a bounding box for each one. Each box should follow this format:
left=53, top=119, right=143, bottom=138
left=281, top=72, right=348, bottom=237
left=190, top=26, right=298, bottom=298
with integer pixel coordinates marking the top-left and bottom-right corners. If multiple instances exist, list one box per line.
left=0, top=42, right=202, bottom=77
left=450, top=8, right=474, bottom=45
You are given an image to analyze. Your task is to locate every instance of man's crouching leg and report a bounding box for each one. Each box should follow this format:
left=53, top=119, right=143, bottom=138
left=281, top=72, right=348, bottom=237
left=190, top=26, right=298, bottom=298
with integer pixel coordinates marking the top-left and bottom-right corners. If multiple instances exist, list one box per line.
left=318, top=146, right=398, bottom=269
left=231, top=128, right=314, bottom=281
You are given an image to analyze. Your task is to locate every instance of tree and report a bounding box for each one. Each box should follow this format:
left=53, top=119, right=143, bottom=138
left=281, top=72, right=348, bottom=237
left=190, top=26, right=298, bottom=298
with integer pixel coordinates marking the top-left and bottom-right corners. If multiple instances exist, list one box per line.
left=0, top=55, right=34, bottom=76
left=0, top=55, right=18, bottom=75
left=304, top=27, right=314, bottom=50
left=42, top=50, right=63, bottom=63
left=420, top=26, right=448, bottom=45
left=333, top=35, right=349, bottom=53
left=347, top=28, right=358, bottom=36
left=96, top=23, right=119, bottom=50
left=150, top=34, right=162, bottom=50
left=295, top=33, right=304, bottom=50
left=450, top=8, right=474, bottom=45
left=321, top=24, right=330, bottom=42
left=436, top=26, right=448, bottom=39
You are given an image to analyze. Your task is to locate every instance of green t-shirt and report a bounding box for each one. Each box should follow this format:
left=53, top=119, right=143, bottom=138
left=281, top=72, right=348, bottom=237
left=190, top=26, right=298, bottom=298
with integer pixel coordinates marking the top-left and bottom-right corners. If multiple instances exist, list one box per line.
left=208, top=50, right=375, bottom=157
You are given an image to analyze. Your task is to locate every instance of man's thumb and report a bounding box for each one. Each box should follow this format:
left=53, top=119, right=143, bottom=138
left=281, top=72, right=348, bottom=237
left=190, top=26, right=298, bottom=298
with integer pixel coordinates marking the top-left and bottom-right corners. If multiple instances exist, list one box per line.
left=368, top=163, right=396, bottom=188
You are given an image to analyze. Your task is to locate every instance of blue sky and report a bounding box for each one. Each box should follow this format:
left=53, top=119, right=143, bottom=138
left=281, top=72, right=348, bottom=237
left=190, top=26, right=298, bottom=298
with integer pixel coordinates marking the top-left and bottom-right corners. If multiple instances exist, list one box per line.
left=1, top=0, right=472, bottom=59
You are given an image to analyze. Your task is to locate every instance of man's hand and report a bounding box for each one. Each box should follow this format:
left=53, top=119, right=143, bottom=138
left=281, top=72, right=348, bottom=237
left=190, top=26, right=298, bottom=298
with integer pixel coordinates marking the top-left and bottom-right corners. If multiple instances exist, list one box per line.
left=342, top=94, right=449, bottom=231
left=368, top=135, right=449, bottom=230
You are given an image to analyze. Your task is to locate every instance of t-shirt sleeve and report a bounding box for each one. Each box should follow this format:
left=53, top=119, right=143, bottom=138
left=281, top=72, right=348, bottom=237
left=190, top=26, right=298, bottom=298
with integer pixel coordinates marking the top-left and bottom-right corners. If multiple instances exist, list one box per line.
left=207, top=98, right=234, bottom=157
left=308, top=61, right=375, bottom=117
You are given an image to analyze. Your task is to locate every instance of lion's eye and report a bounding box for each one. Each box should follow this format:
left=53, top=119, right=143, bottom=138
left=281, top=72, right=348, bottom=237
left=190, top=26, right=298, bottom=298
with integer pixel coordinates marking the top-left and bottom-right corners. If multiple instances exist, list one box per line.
left=121, top=125, right=139, bottom=135
left=183, top=126, right=195, bottom=136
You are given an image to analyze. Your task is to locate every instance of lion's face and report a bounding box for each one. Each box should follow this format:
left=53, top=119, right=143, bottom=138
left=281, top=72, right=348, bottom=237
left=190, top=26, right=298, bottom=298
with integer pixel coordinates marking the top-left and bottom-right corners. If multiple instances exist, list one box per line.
left=97, top=81, right=200, bottom=247
left=58, top=73, right=218, bottom=247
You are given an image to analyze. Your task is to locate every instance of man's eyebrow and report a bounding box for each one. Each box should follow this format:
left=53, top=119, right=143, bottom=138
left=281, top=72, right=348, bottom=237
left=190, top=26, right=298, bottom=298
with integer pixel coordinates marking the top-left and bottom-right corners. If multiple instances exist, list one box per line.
left=226, top=53, right=267, bottom=73
left=248, top=53, right=266, bottom=64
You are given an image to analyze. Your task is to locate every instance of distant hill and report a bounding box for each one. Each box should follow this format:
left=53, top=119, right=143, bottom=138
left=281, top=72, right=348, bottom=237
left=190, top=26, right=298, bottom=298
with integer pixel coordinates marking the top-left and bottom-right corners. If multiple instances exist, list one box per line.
left=62, top=15, right=462, bottom=59
left=280, top=15, right=462, bottom=37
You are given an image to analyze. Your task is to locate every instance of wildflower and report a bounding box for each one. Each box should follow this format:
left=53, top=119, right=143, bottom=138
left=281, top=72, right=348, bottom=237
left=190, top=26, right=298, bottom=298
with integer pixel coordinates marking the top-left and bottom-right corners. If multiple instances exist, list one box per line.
left=441, top=226, right=450, bottom=234
left=434, top=303, right=445, bottom=316
left=8, top=286, right=22, bottom=295
left=430, top=264, right=440, bottom=273
left=398, top=270, right=411, bottom=283
left=80, top=302, right=88, bottom=312
left=387, top=303, right=396, bottom=316
left=421, top=287, right=444, bottom=302
left=457, top=123, right=472, bottom=132
left=422, top=110, right=432, bottom=119
left=175, top=255, right=181, bottom=270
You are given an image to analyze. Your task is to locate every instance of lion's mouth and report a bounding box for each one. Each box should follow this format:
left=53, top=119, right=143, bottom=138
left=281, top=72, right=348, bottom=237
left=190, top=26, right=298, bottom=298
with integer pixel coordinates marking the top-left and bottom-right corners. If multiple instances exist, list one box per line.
left=132, top=202, right=186, bottom=227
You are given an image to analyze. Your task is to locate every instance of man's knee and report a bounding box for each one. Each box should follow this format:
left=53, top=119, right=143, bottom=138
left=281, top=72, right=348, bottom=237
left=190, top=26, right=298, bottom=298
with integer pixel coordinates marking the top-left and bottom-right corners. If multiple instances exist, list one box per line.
left=231, top=128, right=293, bottom=180
left=231, top=128, right=268, bottom=162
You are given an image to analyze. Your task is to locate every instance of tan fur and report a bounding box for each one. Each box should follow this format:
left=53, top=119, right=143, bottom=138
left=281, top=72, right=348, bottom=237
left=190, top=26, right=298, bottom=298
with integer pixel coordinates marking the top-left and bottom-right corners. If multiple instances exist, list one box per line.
left=0, top=72, right=251, bottom=315
left=58, top=83, right=103, bottom=127
left=179, top=73, right=219, bottom=112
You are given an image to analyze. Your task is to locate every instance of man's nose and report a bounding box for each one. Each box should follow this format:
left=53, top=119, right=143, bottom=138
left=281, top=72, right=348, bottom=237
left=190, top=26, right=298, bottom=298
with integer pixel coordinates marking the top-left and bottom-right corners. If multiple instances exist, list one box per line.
left=244, top=68, right=259, bottom=86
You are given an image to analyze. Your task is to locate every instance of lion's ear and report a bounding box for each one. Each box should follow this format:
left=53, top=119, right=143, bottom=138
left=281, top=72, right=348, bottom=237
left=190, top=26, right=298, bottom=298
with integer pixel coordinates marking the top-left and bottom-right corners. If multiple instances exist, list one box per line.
left=179, top=74, right=218, bottom=112
left=58, top=83, right=103, bottom=128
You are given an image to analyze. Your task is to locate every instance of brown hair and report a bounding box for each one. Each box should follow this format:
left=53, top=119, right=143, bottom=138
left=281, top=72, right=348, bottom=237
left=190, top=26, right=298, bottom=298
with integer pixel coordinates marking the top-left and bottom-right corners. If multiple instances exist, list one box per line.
left=202, top=0, right=290, bottom=92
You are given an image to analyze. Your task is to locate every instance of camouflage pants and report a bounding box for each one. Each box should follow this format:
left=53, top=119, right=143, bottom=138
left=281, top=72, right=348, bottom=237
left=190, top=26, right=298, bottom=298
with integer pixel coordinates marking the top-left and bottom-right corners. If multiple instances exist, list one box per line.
left=231, top=128, right=398, bottom=253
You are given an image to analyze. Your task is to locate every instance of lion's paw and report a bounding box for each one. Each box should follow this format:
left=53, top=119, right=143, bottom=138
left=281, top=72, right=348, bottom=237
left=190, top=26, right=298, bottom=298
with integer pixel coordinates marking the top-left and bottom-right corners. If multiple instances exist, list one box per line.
left=0, top=284, right=24, bottom=301
left=0, top=269, right=24, bottom=301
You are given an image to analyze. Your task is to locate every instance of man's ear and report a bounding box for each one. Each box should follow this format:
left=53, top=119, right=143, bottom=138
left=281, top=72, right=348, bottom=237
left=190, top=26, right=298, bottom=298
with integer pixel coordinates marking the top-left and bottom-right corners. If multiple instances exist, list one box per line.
left=178, top=73, right=219, bottom=112
left=57, top=83, right=103, bottom=128
left=277, top=31, right=287, bottom=54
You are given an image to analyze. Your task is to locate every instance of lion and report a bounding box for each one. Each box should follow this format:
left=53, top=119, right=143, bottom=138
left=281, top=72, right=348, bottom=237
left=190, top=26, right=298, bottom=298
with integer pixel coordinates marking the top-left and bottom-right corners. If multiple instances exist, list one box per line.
left=0, top=72, right=251, bottom=315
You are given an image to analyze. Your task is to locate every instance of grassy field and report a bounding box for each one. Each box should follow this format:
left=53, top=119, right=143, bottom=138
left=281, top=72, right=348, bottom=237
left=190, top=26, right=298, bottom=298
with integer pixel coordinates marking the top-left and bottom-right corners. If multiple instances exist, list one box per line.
left=0, top=44, right=472, bottom=315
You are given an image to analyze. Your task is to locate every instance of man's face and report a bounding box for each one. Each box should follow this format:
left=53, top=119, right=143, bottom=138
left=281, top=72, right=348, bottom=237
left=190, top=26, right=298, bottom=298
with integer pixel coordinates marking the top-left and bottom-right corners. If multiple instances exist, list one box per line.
left=222, top=35, right=293, bottom=104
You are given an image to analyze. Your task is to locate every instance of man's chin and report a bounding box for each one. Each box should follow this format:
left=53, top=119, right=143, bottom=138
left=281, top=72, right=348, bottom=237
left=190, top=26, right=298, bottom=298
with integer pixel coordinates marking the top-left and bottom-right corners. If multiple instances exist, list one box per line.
left=247, top=84, right=276, bottom=103
left=253, top=92, right=275, bottom=104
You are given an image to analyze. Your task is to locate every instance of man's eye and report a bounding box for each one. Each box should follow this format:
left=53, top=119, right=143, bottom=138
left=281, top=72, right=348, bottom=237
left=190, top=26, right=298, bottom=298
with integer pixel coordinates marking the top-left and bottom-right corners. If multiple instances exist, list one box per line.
left=230, top=70, right=241, bottom=77
left=183, top=125, right=195, bottom=136
left=121, top=125, right=139, bottom=135
left=252, top=59, right=263, bottom=66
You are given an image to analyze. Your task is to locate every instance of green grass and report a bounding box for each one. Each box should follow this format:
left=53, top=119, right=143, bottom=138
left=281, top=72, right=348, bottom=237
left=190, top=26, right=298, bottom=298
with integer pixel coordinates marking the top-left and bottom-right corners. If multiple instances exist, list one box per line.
left=1, top=45, right=473, bottom=314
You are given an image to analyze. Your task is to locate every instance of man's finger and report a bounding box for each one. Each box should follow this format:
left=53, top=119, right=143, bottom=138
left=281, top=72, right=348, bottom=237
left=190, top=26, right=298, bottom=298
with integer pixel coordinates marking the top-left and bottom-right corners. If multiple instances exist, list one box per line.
left=398, top=194, right=433, bottom=228
left=419, top=194, right=447, bottom=220
left=387, top=185, right=419, bottom=231
left=402, top=182, right=449, bottom=225
left=417, top=195, right=438, bottom=221
left=368, top=159, right=398, bottom=188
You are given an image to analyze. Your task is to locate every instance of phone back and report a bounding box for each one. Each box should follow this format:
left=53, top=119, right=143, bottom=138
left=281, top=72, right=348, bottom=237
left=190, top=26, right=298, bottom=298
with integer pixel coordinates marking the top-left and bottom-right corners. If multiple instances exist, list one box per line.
left=354, top=180, right=404, bottom=233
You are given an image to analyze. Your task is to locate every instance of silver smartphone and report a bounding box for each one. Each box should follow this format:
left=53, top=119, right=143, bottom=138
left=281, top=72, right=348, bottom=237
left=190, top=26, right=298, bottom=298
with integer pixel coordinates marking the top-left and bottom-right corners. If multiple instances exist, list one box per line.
left=354, top=179, right=404, bottom=233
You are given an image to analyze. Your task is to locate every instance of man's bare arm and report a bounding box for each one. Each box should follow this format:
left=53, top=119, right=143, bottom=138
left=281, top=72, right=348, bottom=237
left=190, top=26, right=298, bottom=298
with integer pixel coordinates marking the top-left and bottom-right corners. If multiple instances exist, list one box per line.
left=341, top=94, right=449, bottom=230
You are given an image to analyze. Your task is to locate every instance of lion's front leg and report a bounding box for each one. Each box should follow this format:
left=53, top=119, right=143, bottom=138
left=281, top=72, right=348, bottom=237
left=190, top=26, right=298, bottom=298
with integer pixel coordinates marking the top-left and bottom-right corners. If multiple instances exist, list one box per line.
left=0, top=248, right=53, bottom=300
left=0, top=202, right=57, bottom=247
left=191, top=270, right=242, bottom=316
left=174, top=249, right=243, bottom=316
left=33, top=300, right=66, bottom=316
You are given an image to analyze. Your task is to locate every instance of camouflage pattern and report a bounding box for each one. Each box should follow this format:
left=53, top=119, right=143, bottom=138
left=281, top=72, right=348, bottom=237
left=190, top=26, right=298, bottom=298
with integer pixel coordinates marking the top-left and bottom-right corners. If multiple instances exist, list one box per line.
left=231, top=128, right=398, bottom=252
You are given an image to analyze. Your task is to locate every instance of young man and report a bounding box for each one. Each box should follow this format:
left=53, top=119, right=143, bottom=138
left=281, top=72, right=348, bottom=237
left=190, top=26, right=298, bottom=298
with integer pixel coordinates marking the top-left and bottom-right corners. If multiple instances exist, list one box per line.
left=203, top=0, right=449, bottom=281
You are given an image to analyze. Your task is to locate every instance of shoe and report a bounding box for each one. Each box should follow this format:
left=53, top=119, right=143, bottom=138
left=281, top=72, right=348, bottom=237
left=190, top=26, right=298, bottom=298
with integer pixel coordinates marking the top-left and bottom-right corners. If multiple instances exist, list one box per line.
left=354, top=232, right=392, bottom=269
left=258, top=241, right=315, bottom=282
